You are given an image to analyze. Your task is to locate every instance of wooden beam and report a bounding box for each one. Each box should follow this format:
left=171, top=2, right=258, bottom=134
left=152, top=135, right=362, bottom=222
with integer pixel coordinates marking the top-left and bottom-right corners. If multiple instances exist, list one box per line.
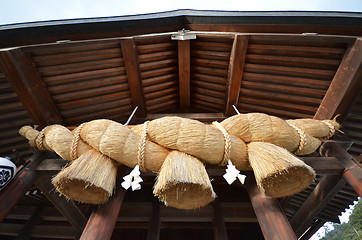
left=320, top=141, right=362, bottom=196
left=0, top=48, right=63, bottom=127
left=0, top=151, right=44, bottom=223
left=212, top=198, right=228, bottom=240
left=314, top=38, right=362, bottom=120
left=15, top=207, right=42, bottom=240
left=177, top=40, right=191, bottom=112
left=146, top=198, right=161, bottom=240
left=120, top=38, right=147, bottom=118
left=35, top=174, right=87, bottom=232
left=224, top=35, right=249, bottom=116
left=246, top=175, right=297, bottom=240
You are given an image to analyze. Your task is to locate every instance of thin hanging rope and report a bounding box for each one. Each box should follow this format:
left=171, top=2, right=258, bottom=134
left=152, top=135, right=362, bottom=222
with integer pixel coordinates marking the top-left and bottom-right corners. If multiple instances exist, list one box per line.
left=70, top=123, right=85, bottom=160
left=288, top=123, right=307, bottom=155
left=137, top=121, right=149, bottom=172
left=212, top=121, right=231, bottom=166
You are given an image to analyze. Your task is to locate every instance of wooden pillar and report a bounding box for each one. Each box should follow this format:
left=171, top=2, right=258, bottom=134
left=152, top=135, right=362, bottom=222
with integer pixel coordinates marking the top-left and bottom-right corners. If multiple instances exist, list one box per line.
left=246, top=176, right=297, bottom=240
left=212, top=198, right=228, bottom=240
left=224, top=35, right=249, bottom=116
left=146, top=198, right=161, bottom=240
left=177, top=40, right=191, bottom=112
left=0, top=151, right=44, bottom=222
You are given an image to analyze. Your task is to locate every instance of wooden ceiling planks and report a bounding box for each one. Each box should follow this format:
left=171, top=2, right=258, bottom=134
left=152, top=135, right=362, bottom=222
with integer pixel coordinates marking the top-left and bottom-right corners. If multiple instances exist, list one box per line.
left=236, top=35, right=350, bottom=119
left=135, top=35, right=179, bottom=113
left=23, top=39, right=133, bottom=126
left=190, top=35, right=233, bottom=112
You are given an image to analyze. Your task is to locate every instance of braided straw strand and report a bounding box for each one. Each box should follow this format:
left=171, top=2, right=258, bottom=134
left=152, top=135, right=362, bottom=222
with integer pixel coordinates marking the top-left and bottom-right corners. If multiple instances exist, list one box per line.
left=212, top=121, right=231, bottom=166
left=137, top=121, right=149, bottom=172
left=288, top=123, right=307, bottom=155
left=70, top=123, right=85, bottom=161
left=322, top=120, right=336, bottom=139
left=35, top=127, right=47, bottom=151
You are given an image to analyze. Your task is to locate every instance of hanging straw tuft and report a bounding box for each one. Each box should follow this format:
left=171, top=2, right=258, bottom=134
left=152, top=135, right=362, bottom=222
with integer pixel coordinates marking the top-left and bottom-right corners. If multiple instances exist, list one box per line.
left=247, top=142, right=315, bottom=198
left=52, top=148, right=119, bottom=204
left=153, top=151, right=216, bottom=210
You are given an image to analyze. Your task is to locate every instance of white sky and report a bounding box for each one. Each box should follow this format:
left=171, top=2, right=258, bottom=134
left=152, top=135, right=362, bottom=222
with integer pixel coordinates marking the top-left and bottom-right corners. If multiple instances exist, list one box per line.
left=0, top=0, right=362, bottom=25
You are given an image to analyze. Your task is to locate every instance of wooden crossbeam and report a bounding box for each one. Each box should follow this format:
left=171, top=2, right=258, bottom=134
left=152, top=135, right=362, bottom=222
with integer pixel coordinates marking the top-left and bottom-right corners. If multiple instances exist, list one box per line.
left=177, top=40, right=191, bottom=112
left=15, top=207, right=42, bottom=240
left=224, top=35, right=249, bottom=116
left=290, top=141, right=362, bottom=236
left=314, top=38, right=362, bottom=120
left=120, top=38, right=147, bottom=118
left=35, top=174, right=87, bottom=232
left=246, top=175, right=297, bottom=240
left=0, top=48, right=63, bottom=127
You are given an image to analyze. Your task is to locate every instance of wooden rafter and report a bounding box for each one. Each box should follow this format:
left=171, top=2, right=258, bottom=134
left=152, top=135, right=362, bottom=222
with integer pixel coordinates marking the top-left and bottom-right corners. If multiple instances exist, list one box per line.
left=314, top=38, right=362, bottom=120
left=121, top=38, right=147, bottom=118
left=177, top=40, right=191, bottom=112
left=146, top=198, right=161, bottom=240
left=35, top=174, right=87, bottom=232
left=212, top=198, right=228, bottom=240
left=224, top=35, right=249, bottom=116
left=0, top=48, right=63, bottom=127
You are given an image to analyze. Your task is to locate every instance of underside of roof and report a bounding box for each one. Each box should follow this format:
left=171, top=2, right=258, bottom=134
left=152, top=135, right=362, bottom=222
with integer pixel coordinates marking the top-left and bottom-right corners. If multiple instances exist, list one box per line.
left=0, top=10, right=361, bottom=240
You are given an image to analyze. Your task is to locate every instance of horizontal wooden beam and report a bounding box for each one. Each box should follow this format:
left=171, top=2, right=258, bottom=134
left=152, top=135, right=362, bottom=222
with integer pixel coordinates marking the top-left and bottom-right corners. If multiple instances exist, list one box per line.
left=320, top=141, right=362, bottom=196
left=0, top=48, right=63, bottom=127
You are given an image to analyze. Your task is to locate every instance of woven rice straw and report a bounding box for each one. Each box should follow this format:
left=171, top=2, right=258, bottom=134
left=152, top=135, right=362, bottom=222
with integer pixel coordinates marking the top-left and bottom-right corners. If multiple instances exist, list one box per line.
left=146, top=117, right=250, bottom=170
left=19, top=125, right=92, bottom=160
left=80, top=119, right=168, bottom=172
left=220, top=113, right=321, bottom=155
left=286, top=118, right=340, bottom=139
left=154, top=151, right=216, bottom=209
left=248, top=142, right=315, bottom=198
left=52, top=148, right=118, bottom=204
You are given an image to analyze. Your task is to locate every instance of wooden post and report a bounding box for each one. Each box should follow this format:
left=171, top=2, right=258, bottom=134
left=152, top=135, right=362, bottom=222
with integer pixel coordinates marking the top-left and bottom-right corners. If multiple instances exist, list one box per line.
left=212, top=198, right=228, bottom=240
left=120, top=38, right=147, bottom=118
left=178, top=40, right=191, bottom=112
left=0, top=151, right=44, bottom=222
left=146, top=198, right=161, bottom=240
left=224, top=35, right=249, bottom=116
left=246, top=176, right=297, bottom=240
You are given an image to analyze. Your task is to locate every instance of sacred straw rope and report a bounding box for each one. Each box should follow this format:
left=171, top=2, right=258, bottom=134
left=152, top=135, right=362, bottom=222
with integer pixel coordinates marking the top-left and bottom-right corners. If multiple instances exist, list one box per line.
left=212, top=121, right=231, bottom=166
left=70, top=123, right=85, bottom=161
left=322, top=120, right=336, bottom=139
left=35, top=127, right=47, bottom=151
left=137, top=121, right=149, bottom=172
left=288, top=123, right=307, bottom=155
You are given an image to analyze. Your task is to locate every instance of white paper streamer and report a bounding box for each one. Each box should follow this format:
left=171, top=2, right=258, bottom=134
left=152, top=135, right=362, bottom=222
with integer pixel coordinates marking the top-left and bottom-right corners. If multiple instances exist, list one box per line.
left=121, top=165, right=143, bottom=191
left=223, top=160, right=246, bottom=185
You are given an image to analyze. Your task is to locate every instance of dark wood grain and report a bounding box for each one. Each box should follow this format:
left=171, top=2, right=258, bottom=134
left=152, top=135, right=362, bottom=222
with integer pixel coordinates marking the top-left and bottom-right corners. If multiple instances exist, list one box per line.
left=178, top=40, right=191, bottom=112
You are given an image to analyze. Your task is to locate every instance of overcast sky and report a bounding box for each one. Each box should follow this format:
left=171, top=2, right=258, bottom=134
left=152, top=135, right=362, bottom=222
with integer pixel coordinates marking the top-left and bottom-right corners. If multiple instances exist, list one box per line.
left=0, top=0, right=362, bottom=25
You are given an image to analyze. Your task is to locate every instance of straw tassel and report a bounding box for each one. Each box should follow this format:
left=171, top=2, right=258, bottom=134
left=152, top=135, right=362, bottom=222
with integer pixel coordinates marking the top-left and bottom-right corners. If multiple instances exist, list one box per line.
left=153, top=151, right=216, bottom=210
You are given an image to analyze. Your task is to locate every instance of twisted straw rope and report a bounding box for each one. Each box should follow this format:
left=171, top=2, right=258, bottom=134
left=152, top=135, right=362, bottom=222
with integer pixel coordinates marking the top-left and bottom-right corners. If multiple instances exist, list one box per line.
left=322, top=121, right=335, bottom=139
left=70, top=123, right=85, bottom=161
left=35, top=127, right=47, bottom=151
left=288, top=123, right=307, bottom=155
left=212, top=121, right=231, bottom=166
left=137, top=121, right=149, bottom=172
